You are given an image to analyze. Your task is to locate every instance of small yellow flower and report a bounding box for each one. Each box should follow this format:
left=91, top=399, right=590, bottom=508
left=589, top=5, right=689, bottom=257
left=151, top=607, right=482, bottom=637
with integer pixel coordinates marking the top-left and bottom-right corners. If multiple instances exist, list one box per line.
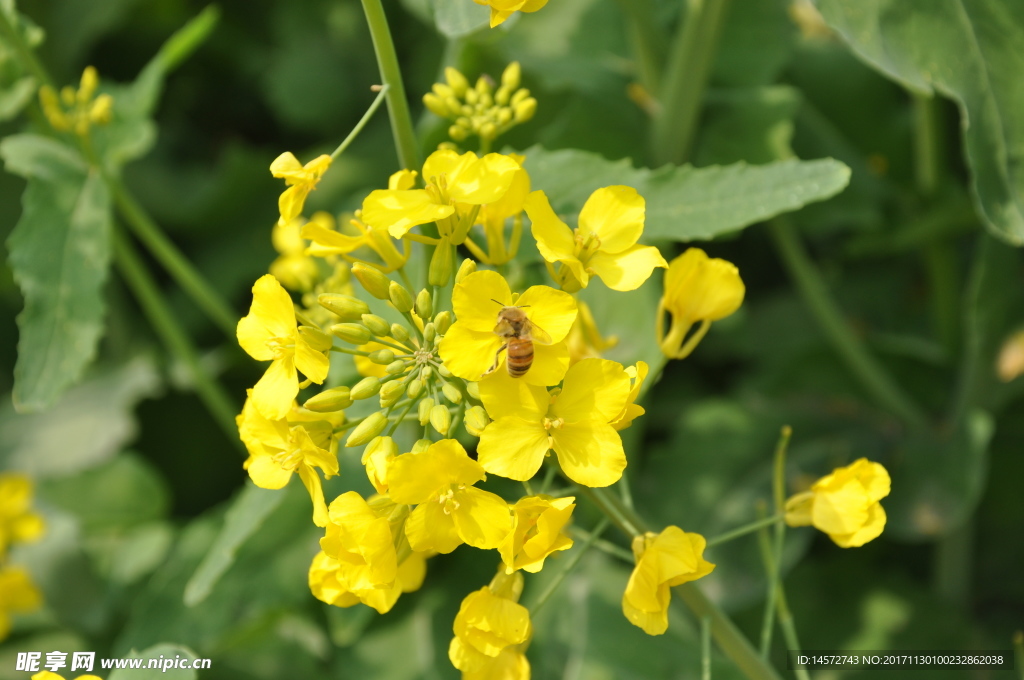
left=361, top=149, right=520, bottom=244
left=657, top=248, right=744, bottom=360
left=0, top=473, right=45, bottom=555
left=269, top=217, right=320, bottom=292
left=387, top=439, right=512, bottom=554
left=0, top=565, right=42, bottom=641
left=237, top=274, right=331, bottom=420
left=565, top=300, right=618, bottom=365
left=474, top=0, right=548, bottom=27
left=524, top=186, right=667, bottom=293
left=270, top=152, right=332, bottom=225
left=477, top=358, right=632, bottom=487
left=622, top=526, right=715, bottom=635
left=438, top=270, right=577, bottom=386
left=237, top=391, right=339, bottom=526
left=609, top=361, right=648, bottom=431
left=785, top=458, right=890, bottom=548
left=499, top=495, right=575, bottom=573
left=303, top=204, right=409, bottom=273
left=448, top=571, right=531, bottom=677
left=473, top=156, right=530, bottom=266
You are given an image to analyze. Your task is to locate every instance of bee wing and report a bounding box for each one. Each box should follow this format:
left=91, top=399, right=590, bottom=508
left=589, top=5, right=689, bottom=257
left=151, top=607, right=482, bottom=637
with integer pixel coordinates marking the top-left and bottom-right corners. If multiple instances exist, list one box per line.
left=494, top=318, right=516, bottom=336
left=529, top=322, right=553, bottom=345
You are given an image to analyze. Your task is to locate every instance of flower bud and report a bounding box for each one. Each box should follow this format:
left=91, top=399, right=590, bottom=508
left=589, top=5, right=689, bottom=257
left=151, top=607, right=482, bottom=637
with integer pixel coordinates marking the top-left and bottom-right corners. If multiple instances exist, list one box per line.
left=437, top=364, right=452, bottom=378
left=303, top=386, right=352, bottom=412
left=496, top=107, right=513, bottom=126
left=449, top=124, right=469, bottom=142
left=298, top=326, right=333, bottom=352
left=361, top=436, right=397, bottom=493
left=511, top=88, right=531, bottom=106
left=419, top=365, right=434, bottom=381
left=514, top=97, right=537, bottom=123
left=465, top=405, right=490, bottom=436
left=430, top=404, right=451, bottom=435
left=429, top=241, right=454, bottom=287
left=369, top=348, right=396, bottom=365
left=464, top=88, right=478, bottom=105
left=407, top=378, right=424, bottom=399
left=331, top=323, right=372, bottom=345
left=379, top=379, right=406, bottom=407
left=411, top=439, right=432, bottom=454
left=455, top=258, right=477, bottom=284
left=361, top=313, right=391, bottom=337
left=389, top=280, right=415, bottom=313
left=479, top=121, right=497, bottom=140
left=466, top=381, right=480, bottom=400
left=390, top=323, right=410, bottom=343
left=434, top=310, right=452, bottom=334
left=318, top=293, right=369, bottom=320
left=345, top=411, right=388, bottom=447
left=385, top=360, right=407, bottom=375
left=415, top=289, right=432, bottom=320
left=350, top=376, right=382, bottom=400
left=442, top=383, right=462, bottom=404
left=501, top=62, right=521, bottom=91
left=445, top=67, right=469, bottom=97
left=433, top=82, right=455, bottom=99
left=423, top=92, right=449, bottom=118
left=418, top=398, right=435, bottom=426
left=79, top=66, right=99, bottom=103
left=89, top=95, right=112, bottom=125
left=352, top=263, right=392, bottom=300
left=423, top=323, right=436, bottom=345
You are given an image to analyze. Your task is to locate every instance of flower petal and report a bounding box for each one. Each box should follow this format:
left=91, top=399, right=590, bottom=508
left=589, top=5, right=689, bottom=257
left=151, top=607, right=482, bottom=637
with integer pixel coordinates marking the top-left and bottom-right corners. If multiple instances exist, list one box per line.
left=524, top=190, right=585, bottom=282
left=578, top=186, right=645, bottom=254
left=554, top=358, right=631, bottom=422
left=452, top=486, right=513, bottom=549
left=478, top=417, right=550, bottom=481
left=297, top=465, right=329, bottom=527
left=452, top=270, right=513, bottom=333
left=361, top=189, right=454, bottom=238
left=479, top=368, right=549, bottom=420
left=587, top=244, right=667, bottom=291
left=832, top=503, right=886, bottom=548
left=515, top=285, right=577, bottom=343
left=237, top=274, right=296, bottom=359
left=438, top=324, right=504, bottom=383
left=295, top=337, right=329, bottom=384
left=520, top=341, right=570, bottom=387
left=246, top=454, right=293, bottom=489
left=252, top=357, right=298, bottom=420
left=552, top=420, right=626, bottom=487
left=388, top=439, right=486, bottom=505
left=269, top=152, right=305, bottom=181
left=448, top=153, right=520, bottom=205
left=406, top=501, right=462, bottom=554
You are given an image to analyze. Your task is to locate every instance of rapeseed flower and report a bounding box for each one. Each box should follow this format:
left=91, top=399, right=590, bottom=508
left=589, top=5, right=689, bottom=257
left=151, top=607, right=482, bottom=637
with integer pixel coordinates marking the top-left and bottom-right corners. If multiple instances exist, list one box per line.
left=474, top=0, right=548, bottom=27
left=785, top=458, right=890, bottom=548
left=269, top=217, right=319, bottom=292
left=622, top=526, right=715, bottom=635
left=0, top=473, right=44, bottom=555
left=565, top=300, right=618, bottom=365
left=270, top=152, right=331, bottom=225
left=657, top=248, right=744, bottom=359
left=477, top=358, right=632, bottom=487
left=0, top=565, right=41, bottom=641
left=610, top=361, right=649, bottom=431
left=525, top=186, right=667, bottom=293
left=449, top=571, right=531, bottom=678
left=499, top=495, right=575, bottom=573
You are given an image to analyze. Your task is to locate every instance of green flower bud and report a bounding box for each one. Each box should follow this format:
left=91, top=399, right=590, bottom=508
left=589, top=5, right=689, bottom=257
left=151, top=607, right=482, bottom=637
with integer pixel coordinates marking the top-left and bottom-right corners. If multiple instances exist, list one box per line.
left=449, top=124, right=468, bottom=142
left=496, top=107, right=513, bottom=126
left=331, top=323, right=372, bottom=345
left=511, top=88, right=531, bottom=106
left=318, top=293, right=369, bottom=321
left=437, top=364, right=452, bottom=378
left=434, top=310, right=452, bottom=334
left=423, top=92, right=448, bottom=118
left=352, top=263, right=392, bottom=300
left=455, top=258, right=477, bottom=284
left=466, top=381, right=481, bottom=400
left=465, top=405, right=490, bottom=436
left=445, top=67, right=469, bottom=97
left=390, top=323, right=410, bottom=343
left=388, top=281, right=415, bottom=313
left=350, top=376, right=382, bottom=400
left=346, top=411, right=388, bottom=447
left=385, top=360, right=407, bottom=375
left=514, top=97, right=537, bottom=123
left=298, top=326, right=333, bottom=352
left=501, top=62, right=522, bottom=91
left=479, top=121, right=497, bottom=141
left=495, top=86, right=511, bottom=107
left=407, top=378, right=424, bottom=399
left=464, top=88, right=479, bottom=105
left=303, top=386, right=352, bottom=412
left=445, top=96, right=462, bottom=114
left=423, top=323, right=436, bottom=345
left=411, top=438, right=432, bottom=454
left=430, top=404, right=451, bottom=435
left=442, top=382, right=462, bottom=404
left=379, top=379, right=406, bottom=408
left=429, top=241, right=454, bottom=287
left=361, top=314, right=391, bottom=338
left=433, top=82, right=455, bottom=99
left=369, top=349, right=396, bottom=365
left=419, top=365, right=434, bottom=381
left=415, top=289, right=432, bottom=320
left=418, top=398, right=435, bottom=426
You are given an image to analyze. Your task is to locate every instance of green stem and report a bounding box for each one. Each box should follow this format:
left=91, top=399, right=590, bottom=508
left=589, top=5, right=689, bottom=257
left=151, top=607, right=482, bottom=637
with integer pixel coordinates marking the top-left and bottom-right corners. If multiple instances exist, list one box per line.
left=706, top=515, right=784, bottom=548
left=112, top=228, right=242, bottom=449
left=702, top=615, right=713, bottom=680
left=0, top=9, right=53, bottom=88
left=651, top=0, right=732, bottom=165
left=613, top=0, right=664, bottom=94
left=331, top=84, right=390, bottom=160
left=769, top=219, right=928, bottom=428
left=755, top=507, right=776, bottom=658
left=360, top=0, right=420, bottom=171
left=528, top=518, right=608, bottom=614
left=775, top=587, right=810, bottom=680
left=934, top=521, right=973, bottom=608
left=570, top=526, right=634, bottom=563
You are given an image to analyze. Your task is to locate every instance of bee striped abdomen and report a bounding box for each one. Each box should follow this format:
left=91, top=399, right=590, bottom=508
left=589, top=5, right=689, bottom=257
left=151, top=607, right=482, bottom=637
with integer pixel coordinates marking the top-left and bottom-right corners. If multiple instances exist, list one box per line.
left=506, top=338, right=534, bottom=377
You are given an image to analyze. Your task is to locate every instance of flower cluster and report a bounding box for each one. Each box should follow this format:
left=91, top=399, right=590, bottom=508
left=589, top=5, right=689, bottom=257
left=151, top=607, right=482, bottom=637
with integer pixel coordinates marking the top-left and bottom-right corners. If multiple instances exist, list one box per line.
left=0, top=473, right=45, bottom=641
left=38, top=66, right=112, bottom=136
left=423, top=63, right=536, bottom=148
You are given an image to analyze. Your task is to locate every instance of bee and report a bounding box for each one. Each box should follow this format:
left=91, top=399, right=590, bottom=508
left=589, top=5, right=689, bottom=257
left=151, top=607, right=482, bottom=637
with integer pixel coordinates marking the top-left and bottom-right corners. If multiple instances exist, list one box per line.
left=486, top=301, right=552, bottom=378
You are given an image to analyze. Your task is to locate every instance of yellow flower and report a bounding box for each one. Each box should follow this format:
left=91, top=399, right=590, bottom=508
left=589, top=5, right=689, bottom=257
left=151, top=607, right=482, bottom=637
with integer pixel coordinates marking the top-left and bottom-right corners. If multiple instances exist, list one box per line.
left=361, top=435, right=397, bottom=495
left=0, top=565, right=41, bottom=641
left=438, top=270, right=577, bottom=386
left=309, top=544, right=429, bottom=615
left=499, top=495, right=575, bottom=573
left=785, top=458, right=890, bottom=548
left=658, top=248, right=744, bottom=360
left=565, top=300, right=618, bottom=365
left=0, top=473, right=44, bottom=555
left=387, top=439, right=512, bottom=554
left=622, top=526, right=715, bottom=635
left=609, top=361, right=648, bottom=431
left=478, top=358, right=632, bottom=487
left=237, top=391, right=339, bottom=526
left=524, top=186, right=667, bottom=293
left=474, top=0, right=548, bottom=27
left=361, top=149, right=520, bottom=244
left=270, top=152, right=331, bottom=225
left=448, top=571, right=531, bottom=677
left=303, top=206, right=409, bottom=273
left=269, top=217, right=320, bottom=292
left=237, top=274, right=331, bottom=420
left=473, top=157, right=530, bottom=266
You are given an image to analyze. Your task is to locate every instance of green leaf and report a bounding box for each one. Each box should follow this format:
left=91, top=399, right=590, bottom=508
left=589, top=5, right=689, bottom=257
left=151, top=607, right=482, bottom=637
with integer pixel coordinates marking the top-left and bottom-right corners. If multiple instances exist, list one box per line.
left=0, top=75, right=35, bottom=122
left=108, top=643, right=200, bottom=680
left=521, top=145, right=851, bottom=241
left=2, top=133, right=112, bottom=412
left=183, top=482, right=286, bottom=607
left=814, top=0, right=1024, bottom=245
left=429, top=0, right=489, bottom=38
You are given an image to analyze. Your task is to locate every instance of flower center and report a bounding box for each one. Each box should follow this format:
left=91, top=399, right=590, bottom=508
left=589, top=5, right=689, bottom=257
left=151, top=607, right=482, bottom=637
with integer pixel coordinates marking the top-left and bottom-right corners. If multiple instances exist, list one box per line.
left=437, top=485, right=464, bottom=514
left=266, top=336, right=294, bottom=360
left=573, top=230, right=602, bottom=260
left=272, top=445, right=304, bottom=472
left=543, top=417, right=564, bottom=431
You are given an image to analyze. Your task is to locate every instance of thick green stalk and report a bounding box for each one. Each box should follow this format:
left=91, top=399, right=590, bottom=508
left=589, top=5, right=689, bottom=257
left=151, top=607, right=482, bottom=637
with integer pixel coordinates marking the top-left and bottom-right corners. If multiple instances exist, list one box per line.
left=113, top=229, right=242, bottom=448
left=651, top=0, right=732, bottom=165
left=613, top=0, right=664, bottom=94
left=360, top=0, right=420, bottom=171
left=769, top=219, right=928, bottom=428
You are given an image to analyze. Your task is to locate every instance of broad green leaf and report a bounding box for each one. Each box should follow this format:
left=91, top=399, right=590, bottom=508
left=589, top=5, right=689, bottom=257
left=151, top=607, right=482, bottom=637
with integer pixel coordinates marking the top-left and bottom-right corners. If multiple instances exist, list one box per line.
left=713, top=0, right=797, bottom=87
left=694, top=86, right=800, bottom=166
left=429, top=0, right=489, bottom=37
left=183, top=482, right=286, bottom=606
left=2, top=133, right=112, bottom=412
left=521, top=145, right=851, bottom=241
left=108, top=644, right=199, bottom=680
left=815, top=0, right=1024, bottom=245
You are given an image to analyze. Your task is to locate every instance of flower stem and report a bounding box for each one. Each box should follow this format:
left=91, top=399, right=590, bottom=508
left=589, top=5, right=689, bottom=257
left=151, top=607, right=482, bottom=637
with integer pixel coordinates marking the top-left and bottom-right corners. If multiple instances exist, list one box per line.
left=360, top=0, right=420, bottom=171
left=612, top=0, right=664, bottom=94
left=705, top=514, right=784, bottom=548
left=570, top=526, right=633, bottom=563
left=702, top=615, right=713, bottom=680
left=769, top=218, right=929, bottom=428
left=112, top=228, right=242, bottom=450
left=331, top=84, right=390, bottom=160
left=528, top=517, right=609, bottom=615
left=0, top=10, right=53, bottom=88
